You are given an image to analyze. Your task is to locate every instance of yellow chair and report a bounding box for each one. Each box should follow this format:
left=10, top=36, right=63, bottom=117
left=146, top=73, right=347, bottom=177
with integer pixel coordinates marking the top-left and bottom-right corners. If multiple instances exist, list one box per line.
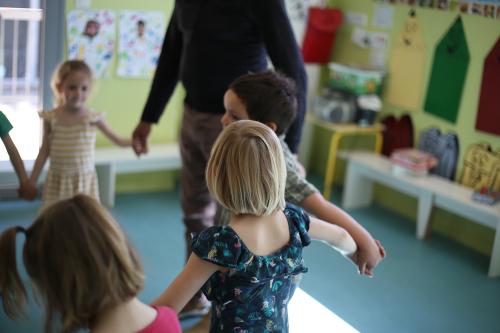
left=308, top=114, right=384, bottom=200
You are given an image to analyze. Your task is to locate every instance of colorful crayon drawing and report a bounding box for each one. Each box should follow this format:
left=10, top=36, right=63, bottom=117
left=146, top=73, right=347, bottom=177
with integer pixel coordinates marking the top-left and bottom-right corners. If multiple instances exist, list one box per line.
left=116, top=11, right=165, bottom=78
left=67, top=10, right=116, bottom=78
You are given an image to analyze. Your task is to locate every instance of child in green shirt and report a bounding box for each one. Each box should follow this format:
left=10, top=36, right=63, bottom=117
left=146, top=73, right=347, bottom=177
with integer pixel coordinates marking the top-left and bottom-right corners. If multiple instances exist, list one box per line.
left=221, top=71, right=386, bottom=276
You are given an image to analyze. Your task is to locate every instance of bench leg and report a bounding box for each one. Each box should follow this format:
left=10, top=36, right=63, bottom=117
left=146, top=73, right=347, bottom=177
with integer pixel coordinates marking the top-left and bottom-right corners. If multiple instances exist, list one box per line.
left=342, top=163, right=373, bottom=209
left=96, top=164, right=116, bottom=208
left=416, top=192, right=433, bottom=240
left=488, top=221, right=500, bottom=278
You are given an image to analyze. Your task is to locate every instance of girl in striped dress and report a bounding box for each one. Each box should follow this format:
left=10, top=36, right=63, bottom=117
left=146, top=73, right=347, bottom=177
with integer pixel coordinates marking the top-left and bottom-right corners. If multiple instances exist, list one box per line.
left=27, top=60, right=131, bottom=210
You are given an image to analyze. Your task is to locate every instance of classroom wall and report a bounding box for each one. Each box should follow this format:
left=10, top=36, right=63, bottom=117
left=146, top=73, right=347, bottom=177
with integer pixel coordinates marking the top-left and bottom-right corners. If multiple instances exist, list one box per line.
left=309, top=0, right=500, bottom=255
left=64, top=0, right=183, bottom=192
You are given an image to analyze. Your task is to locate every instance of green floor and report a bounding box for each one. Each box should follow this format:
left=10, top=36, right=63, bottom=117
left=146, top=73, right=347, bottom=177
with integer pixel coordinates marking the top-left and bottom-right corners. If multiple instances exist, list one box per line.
left=1, top=187, right=499, bottom=332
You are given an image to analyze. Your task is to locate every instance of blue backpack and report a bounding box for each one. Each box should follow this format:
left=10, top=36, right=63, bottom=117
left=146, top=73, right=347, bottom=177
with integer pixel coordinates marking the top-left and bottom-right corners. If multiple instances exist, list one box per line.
left=418, top=127, right=459, bottom=180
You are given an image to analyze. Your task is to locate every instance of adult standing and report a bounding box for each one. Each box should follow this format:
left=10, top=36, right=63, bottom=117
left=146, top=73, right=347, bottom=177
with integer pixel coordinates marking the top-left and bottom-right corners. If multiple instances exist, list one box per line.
left=132, top=0, right=307, bottom=316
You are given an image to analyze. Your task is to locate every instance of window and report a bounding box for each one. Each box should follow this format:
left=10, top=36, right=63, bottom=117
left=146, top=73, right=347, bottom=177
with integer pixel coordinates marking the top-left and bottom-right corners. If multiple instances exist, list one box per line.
left=0, top=0, right=42, bottom=162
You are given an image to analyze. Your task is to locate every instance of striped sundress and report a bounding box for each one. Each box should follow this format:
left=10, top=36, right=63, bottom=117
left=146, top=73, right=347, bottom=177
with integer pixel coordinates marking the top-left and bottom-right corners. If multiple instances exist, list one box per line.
left=40, top=110, right=101, bottom=210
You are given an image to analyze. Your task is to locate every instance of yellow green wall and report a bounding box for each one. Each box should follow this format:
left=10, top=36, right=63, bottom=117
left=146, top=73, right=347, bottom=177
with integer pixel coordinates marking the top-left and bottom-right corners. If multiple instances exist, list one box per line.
left=309, top=0, right=500, bottom=255
left=65, top=0, right=184, bottom=192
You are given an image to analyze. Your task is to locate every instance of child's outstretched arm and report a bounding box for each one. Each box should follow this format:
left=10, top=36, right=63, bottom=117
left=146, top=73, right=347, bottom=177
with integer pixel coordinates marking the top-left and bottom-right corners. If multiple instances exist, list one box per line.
left=301, top=192, right=385, bottom=276
left=27, top=120, right=51, bottom=199
left=1, top=134, right=28, bottom=184
left=96, top=119, right=132, bottom=147
left=308, top=215, right=357, bottom=258
left=152, top=253, right=220, bottom=313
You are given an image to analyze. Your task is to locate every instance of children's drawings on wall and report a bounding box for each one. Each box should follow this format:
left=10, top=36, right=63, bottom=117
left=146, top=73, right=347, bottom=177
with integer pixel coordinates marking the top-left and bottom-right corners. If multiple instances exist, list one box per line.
left=285, top=0, right=311, bottom=46
left=116, top=11, right=165, bottom=78
left=67, top=10, right=115, bottom=78
left=345, top=11, right=368, bottom=26
left=373, top=4, right=394, bottom=29
left=375, top=0, right=500, bottom=20
left=386, top=11, right=425, bottom=110
left=424, top=16, right=469, bottom=123
left=475, top=37, right=500, bottom=136
left=351, top=28, right=389, bottom=49
left=459, top=0, right=500, bottom=19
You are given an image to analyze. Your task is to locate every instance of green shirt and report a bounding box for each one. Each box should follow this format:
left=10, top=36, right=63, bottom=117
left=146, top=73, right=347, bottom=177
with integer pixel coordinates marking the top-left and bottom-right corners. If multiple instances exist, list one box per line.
left=0, top=111, right=13, bottom=137
left=280, top=136, right=319, bottom=205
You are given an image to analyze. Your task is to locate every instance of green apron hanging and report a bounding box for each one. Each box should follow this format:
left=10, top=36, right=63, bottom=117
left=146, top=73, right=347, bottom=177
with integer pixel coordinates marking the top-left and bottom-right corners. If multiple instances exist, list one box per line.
left=424, top=16, right=469, bottom=123
left=386, top=11, right=425, bottom=111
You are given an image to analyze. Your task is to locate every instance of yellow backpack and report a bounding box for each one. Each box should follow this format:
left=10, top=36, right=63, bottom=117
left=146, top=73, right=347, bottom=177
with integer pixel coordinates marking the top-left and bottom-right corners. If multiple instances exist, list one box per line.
left=460, top=143, right=500, bottom=191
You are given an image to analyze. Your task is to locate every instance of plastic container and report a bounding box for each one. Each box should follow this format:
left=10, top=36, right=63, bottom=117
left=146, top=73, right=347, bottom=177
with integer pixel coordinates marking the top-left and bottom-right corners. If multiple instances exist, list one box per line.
left=390, top=148, right=438, bottom=177
left=328, top=63, right=385, bottom=95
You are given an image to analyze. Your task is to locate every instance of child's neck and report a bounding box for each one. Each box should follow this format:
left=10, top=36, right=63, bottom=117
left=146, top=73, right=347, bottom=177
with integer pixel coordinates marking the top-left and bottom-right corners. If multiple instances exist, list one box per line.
left=91, top=297, right=157, bottom=333
left=229, top=210, right=290, bottom=256
left=60, top=104, right=86, bottom=114
left=231, top=211, right=279, bottom=224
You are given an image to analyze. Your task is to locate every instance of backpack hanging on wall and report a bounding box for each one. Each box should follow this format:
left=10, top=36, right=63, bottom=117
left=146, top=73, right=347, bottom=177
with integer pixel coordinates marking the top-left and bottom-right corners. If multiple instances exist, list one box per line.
left=418, top=127, right=459, bottom=180
left=381, top=114, right=414, bottom=157
left=461, top=143, right=500, bottom=191
left=301, top=6, right=343, bottom=63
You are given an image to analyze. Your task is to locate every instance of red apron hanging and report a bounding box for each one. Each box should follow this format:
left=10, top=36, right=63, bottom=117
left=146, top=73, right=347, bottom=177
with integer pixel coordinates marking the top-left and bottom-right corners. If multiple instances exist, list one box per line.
left=301, top=6, right=343, bottom=64
left=475, top=37, right=500, bottom=136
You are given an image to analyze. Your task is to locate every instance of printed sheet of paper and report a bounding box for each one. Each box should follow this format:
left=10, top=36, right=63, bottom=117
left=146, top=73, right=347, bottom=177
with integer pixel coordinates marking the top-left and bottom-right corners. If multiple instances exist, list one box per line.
left=116, top=11, right=166, bottom=78
left=345, top=11, right=368, bottom=26
left=67, top=10, right=115, bottom=78
left=475, top=37, right=500, bottom=136
left=385, top=12, right=425, bottom=110
left=373, top=4, right=394, bottom=29
left=285, top=0, right=310, bottom=45
left=424, top=17, right=470, bottom=123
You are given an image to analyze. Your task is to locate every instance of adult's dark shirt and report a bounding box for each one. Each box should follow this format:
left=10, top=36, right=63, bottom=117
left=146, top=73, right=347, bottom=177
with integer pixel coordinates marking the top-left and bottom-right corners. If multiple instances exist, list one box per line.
left=140, top=0, right=307, bottom=153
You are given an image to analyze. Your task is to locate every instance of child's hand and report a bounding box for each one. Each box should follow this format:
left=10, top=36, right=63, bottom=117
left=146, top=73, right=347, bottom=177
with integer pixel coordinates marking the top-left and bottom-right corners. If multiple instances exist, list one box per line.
left=349, top=239, right=386, bottom=277
left=375, top=239, right=387, bottom=258
left=18, top=181, right=37, bottom=200
left=349, top=251, right=372, bottom=277
left=132, top=121, right=151, bottom=156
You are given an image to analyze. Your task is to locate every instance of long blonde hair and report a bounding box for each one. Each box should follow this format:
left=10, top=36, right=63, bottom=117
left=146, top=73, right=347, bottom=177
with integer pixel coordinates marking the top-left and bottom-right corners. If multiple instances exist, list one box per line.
left=206, top=120, right=286, bottom=216
left=50, top=59, right=92, bottom=107
left=0, top=194, right=144, bottom=333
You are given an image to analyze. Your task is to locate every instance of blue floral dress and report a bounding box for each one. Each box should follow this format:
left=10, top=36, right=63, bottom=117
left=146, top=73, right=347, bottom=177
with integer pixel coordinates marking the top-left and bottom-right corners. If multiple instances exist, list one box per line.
left=191, top=204, right=311, bottom=333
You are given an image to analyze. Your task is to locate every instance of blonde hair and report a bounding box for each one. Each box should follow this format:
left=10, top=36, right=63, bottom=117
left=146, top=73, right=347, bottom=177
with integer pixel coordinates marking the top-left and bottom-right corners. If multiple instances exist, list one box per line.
left=206, top=120, right=286, bottom=216
left=50, top=59, right=92, bottom=107
left=0, top=194, right=144, bottom=333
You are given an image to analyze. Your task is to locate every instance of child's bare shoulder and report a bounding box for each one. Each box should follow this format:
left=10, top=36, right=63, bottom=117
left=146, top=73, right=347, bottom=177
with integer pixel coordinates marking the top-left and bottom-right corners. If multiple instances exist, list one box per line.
left=38, top=108, right=57, bottom=120
left=86, top=108, right=104, bottom=124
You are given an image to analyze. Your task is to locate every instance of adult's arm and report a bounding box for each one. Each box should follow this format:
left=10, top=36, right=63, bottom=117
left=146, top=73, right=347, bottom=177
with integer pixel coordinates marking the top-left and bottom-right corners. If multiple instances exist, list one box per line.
left=251, top=0, right=307, bottom=153
left=140, top=7, right=183, bottom=124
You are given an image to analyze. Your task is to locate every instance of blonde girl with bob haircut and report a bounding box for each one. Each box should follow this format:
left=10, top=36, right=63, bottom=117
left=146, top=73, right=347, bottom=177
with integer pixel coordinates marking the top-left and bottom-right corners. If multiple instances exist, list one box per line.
left=153, top=120, right=358, bottom=333
left=0, top=194, right=181, bottom=333
left=23, top=60, right=131, bottom=208
left=206, top=118, right=287, bottom=216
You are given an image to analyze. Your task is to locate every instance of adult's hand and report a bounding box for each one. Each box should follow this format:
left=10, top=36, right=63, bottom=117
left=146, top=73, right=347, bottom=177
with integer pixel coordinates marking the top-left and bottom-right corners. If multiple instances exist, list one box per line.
left=132, top=121, right=152, bottom=156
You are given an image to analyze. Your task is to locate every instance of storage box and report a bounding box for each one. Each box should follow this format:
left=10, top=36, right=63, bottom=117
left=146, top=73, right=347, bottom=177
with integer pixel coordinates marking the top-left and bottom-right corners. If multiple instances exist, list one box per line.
left=328, top=63, right=384, bottom=95
left=390, top=148, right=437, bottom=177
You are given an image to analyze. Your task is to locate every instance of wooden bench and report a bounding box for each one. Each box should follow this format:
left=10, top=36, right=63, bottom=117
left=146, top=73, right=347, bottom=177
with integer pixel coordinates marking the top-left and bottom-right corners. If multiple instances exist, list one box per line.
left=0, top=143, right=181, bottom=208
left=94, top=143, right=181, bottom=207
left=341, top=152, right=500, bottom=278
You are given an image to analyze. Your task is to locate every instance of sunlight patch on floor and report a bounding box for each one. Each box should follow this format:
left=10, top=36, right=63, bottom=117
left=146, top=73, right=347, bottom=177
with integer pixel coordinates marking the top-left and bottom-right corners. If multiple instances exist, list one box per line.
left=289, top=288, right=359, bottom=333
